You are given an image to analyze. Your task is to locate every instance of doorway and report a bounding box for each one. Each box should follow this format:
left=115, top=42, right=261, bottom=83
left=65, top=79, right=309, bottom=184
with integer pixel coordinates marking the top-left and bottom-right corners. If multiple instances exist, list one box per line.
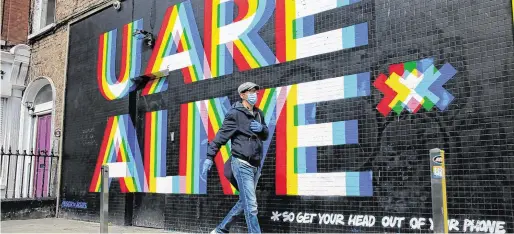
left=33, top=114, right=51, bottom=197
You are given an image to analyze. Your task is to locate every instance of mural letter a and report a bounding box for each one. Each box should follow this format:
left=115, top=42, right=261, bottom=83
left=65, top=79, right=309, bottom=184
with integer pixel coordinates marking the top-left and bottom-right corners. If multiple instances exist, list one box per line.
left=89, top=115, right=147, bottom=192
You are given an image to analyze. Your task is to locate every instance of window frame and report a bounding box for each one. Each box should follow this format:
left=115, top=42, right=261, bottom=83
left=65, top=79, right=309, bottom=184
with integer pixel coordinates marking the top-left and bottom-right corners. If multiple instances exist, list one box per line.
left=29, top=0, right=56, bottom=38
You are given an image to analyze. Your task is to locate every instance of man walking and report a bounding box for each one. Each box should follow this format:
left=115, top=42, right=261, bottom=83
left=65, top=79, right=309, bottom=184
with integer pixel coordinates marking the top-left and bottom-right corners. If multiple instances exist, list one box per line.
left=200, top=82, right=269, bottom=234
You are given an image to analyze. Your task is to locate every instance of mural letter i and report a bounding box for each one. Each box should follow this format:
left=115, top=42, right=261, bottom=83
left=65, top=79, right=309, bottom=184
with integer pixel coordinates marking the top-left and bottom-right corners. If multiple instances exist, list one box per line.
left=144, top=110, right=168, bottom=193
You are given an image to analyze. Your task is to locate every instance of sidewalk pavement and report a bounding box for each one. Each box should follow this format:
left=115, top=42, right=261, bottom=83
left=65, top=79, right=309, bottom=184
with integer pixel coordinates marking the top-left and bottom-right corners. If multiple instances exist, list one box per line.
left=1, top=218, right=175, bottom=233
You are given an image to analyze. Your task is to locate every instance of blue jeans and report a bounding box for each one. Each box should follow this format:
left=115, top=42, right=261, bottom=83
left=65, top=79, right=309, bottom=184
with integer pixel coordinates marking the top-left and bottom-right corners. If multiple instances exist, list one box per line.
left=216, top=158, right=261, bottom=233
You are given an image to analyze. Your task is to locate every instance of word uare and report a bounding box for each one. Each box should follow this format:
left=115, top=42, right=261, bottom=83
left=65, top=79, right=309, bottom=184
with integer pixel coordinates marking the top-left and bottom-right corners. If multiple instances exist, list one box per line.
left=97, top=0, right=368, bottom=100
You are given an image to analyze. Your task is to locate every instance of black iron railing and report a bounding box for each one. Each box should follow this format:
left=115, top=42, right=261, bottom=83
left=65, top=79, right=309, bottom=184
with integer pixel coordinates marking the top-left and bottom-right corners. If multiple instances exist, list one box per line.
left=0, top=146, right=59, bottom=200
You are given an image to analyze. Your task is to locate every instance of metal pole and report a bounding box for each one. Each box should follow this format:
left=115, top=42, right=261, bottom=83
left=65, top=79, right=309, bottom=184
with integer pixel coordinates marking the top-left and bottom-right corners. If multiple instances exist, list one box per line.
left=429, top=148, right=448, bottom=234
left=100, top=165, right=109, bottom=233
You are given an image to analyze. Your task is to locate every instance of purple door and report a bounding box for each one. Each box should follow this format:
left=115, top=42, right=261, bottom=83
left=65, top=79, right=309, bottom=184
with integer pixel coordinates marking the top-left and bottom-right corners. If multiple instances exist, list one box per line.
left=34, top=114, right=51, bottom=197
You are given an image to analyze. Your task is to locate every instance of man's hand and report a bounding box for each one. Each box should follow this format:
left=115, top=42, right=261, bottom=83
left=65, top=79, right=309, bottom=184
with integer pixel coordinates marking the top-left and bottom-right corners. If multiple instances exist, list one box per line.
left=200, top=158, right=213, bottom=182
left=250, top=120, right=263, bottom=133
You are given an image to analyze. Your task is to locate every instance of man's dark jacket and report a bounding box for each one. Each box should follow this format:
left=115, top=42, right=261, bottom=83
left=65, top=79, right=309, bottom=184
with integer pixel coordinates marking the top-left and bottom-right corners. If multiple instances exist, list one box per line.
left=206, top=101, right=269, bottom=168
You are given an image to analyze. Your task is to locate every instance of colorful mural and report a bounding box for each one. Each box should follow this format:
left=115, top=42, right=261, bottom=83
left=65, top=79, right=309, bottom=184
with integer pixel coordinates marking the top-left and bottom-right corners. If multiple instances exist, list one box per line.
left=178, top=98, right=236, bottom=195
left=96, top=19, right=143, bottom=100
left=91, top=73, right=374, bottom=196
left=204, top=0, right=276, bottom=77
left=275, top=0, right=368, bottom=63
left=144, top=1, right=207, bottom=83
left=273, top=73, right=372, bottom=196
left=374, top=58, right=457, bottom=116
left=144, top=110, right=168, bottom=193
left=141, top=77, right=168, bottom=96
left=90, top=2, right=464, bottom=198
left=97, top=0, right=370, bottom=91
left=64, top=0, right=514, bottom=232
left=89, top=114, right=147, bottom=192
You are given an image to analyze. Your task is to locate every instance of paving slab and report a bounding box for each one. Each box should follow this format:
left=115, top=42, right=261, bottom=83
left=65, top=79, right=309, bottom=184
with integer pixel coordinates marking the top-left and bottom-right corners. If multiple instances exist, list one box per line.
left=0, top=218, right=178, bottom=233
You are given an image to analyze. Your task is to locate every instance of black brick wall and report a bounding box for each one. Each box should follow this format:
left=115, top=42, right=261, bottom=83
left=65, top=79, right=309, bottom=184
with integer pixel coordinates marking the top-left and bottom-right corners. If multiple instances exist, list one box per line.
left=61, top=0, right=514, bottom=233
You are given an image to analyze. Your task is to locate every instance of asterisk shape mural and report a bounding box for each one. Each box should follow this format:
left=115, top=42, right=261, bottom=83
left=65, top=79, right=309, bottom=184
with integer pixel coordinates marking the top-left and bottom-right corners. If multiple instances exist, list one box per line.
left=374, top=58, right=457, bottom=116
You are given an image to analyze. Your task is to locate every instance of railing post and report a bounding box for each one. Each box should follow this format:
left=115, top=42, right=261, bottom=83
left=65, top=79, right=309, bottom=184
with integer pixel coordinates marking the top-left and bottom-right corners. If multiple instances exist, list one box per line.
left=429, top=148, right=448, bottom=234
left=100, top=165, right=109, bottom=233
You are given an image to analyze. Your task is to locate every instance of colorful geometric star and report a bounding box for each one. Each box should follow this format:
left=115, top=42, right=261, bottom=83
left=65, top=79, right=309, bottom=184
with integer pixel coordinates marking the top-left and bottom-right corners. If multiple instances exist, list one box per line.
left=374, top=58, right=457, bottom=116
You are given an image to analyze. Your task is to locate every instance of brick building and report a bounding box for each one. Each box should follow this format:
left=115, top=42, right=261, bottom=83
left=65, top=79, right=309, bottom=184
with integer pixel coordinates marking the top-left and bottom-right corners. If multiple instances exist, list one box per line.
left=1, top=0, right=32, bottom=147
left=25, top=0, right=109, bottom=156
left=57, top=0, right=514, bottom=233
left=1, top=0, right=107, bottom=205
left=1, top=0, right=31, bottom=198
left=1, top=0, right=31, bottom=46
left=5, top=0, right=514, bottom=233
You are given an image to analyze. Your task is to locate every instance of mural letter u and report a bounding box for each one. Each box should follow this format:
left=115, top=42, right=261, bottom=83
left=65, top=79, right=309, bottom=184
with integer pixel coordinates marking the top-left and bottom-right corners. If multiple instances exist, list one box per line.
left=97, top=19, right=143, bottom=100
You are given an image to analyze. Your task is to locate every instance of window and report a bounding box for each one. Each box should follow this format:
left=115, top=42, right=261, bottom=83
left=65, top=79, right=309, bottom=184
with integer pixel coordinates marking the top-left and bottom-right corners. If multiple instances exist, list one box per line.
left=34, top=84, right=52, bottom=105
left=33, top=84, right=53, bottom=114
left=31, top=0, right=56, bottom=34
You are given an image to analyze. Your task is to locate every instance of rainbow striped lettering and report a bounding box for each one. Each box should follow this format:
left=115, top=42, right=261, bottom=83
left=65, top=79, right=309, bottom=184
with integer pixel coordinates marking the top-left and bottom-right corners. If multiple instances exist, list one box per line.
left=275, top=0, right=367, bottom=63
left=141, top=77, right=169, bottom=96
left=204, top=0, right=276, bottom=78
left=97, top=19, right=143, bottom=100
left=141, top=99, right=240, bottom=195
left=274, top=72, right=373, bottom=196
left=144, top=110, right=168, bottom=193
left=89, top=115, right=147, bottom=192
left=145, top=1, right=207, bottom=83
left=177, top=98, right=237, bottom=195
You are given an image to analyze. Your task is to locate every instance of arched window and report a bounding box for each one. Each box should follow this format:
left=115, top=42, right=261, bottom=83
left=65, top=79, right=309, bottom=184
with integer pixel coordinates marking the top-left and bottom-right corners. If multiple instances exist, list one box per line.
left=34, top=84, right=52, bottom=105
left=33, top=84, right=53, bottom=114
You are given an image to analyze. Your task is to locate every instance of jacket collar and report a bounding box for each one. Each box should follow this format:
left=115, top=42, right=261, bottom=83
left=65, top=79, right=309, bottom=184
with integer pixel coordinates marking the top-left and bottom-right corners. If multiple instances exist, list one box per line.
left=233, top=101, right=257, bottom=117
